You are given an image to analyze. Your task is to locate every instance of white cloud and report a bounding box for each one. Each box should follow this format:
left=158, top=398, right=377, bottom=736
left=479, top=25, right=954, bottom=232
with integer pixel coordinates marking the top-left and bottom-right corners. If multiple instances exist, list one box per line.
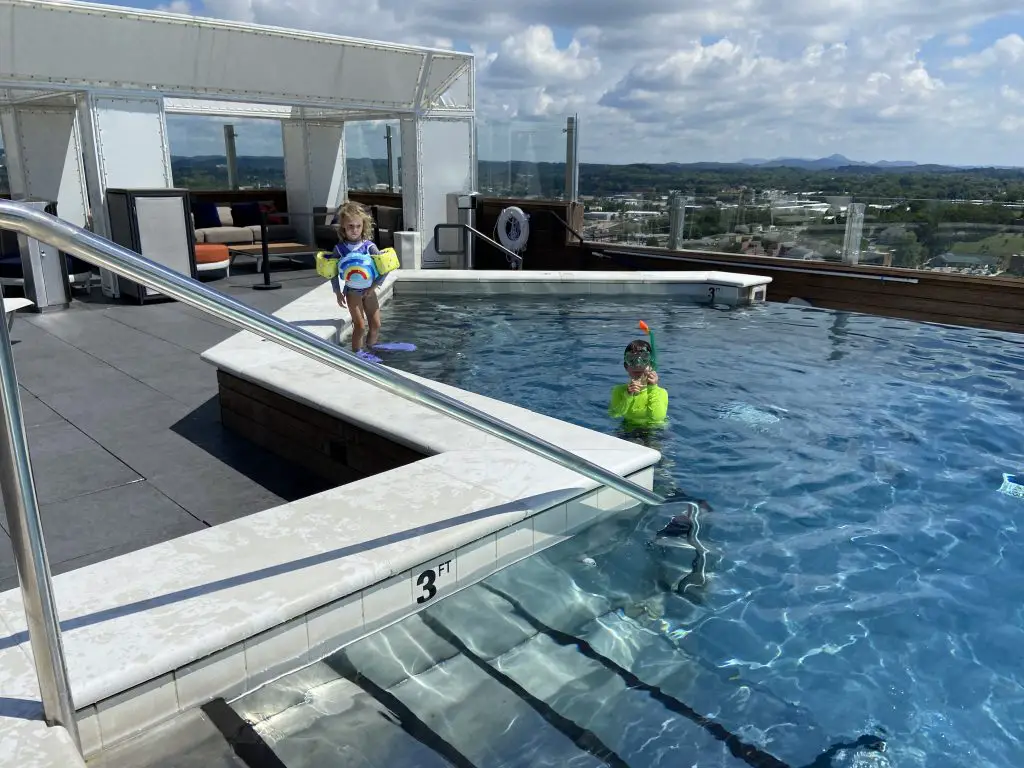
left=486, top=26, right=600, bottom=86
left=155, top=0, right=193, bottom=12
left=1002, top=85, right=1024, bottom=104
left=154, top=0, right=1024, bottom=165
left=949, top=33, right=1024, bottom=72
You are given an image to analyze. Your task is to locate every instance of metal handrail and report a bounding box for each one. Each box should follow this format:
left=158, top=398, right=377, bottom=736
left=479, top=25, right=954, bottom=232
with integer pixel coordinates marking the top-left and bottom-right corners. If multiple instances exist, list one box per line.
left=0, top=199, right=664, bottom=749
left=544, top=209, right=585, bottom=245
left=0, top=291, right=79, bottom=748
left=433, top=222, right=524, bottom=268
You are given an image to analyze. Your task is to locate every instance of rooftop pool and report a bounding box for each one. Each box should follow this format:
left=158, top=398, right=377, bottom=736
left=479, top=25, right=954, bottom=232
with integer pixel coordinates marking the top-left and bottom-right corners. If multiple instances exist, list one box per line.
left=343, top=295, right=1024, bottom=767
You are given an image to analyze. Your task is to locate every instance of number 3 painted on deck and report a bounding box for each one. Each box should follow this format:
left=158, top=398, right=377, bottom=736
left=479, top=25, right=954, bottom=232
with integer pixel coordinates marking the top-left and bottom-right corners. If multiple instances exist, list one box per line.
left=416, top=569, right=437, bottom=604
left=708, top=286, right=717, bottom=301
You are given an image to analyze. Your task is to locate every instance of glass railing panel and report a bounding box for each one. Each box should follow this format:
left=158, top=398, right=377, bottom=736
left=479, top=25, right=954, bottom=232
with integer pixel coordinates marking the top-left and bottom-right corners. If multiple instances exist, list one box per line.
left=477, top=117, right=569, bottom=200
left=587, top=190, right=1024, bottom=279
left=345, top=119, right=401, bottom=193
left=166, top=114, right=285, bottom=190
left=857, top=197, right=1024, bottom=275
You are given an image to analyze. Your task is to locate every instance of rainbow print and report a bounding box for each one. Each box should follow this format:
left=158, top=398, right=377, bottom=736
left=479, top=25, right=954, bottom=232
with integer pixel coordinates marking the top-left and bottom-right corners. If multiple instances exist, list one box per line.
left=343, top=264, right=373, bottom=289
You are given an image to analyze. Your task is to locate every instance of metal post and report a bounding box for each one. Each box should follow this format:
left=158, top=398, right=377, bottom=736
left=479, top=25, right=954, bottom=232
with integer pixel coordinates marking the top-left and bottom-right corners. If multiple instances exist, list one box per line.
left=507, top=127, right=513, bottom=193
left=252, top=212, right=280, bottom=291
left=563, top=114, right=579, bottom=202
left=385, top=125, right=395, bottom=192
left=224, top=125, right=239, bottom=191
left=842, top=202, right=865, bottom=265
left=668, top=194, right=686, bottom=250
left=0, top=296, right=80, bottom=750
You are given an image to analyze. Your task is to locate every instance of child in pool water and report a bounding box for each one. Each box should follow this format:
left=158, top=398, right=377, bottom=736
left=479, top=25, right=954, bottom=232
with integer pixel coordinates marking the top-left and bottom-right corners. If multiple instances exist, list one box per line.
left=330, top=201, right=383, bottom=355
left=608, top=339, right=668, bottom=426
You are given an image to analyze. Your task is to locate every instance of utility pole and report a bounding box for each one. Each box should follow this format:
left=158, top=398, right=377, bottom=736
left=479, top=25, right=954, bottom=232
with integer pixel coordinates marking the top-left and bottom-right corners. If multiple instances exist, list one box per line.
left=223, top=124, right=238, bottom=190
left=385, top=125, right=395, bottom=192
left=563, top=114, right=579, bottom=201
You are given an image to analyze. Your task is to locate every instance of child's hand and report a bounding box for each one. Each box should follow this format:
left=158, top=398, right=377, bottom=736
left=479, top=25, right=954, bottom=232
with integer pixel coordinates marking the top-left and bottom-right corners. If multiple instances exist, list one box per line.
left=646, top=369, right=659, bottom=387
left=336, top=292, right=347, bottom=309
left=627, top=379, right=644, bottom=395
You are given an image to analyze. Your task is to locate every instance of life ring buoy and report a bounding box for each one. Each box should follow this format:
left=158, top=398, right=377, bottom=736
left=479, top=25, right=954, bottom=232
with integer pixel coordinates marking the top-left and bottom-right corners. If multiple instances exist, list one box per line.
left=497, top=206, right=530, bottom=252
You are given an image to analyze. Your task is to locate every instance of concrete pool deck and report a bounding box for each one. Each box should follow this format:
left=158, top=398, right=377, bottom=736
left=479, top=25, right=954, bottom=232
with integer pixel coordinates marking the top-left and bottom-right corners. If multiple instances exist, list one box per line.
left=0, top=267, right=769, bottom=766
left=0, top=265, right=330, bottom=767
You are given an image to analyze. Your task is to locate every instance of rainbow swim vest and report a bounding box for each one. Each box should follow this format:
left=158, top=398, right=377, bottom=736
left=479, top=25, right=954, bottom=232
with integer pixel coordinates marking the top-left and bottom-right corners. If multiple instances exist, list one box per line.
left=335, top=241, right=379, bottom=290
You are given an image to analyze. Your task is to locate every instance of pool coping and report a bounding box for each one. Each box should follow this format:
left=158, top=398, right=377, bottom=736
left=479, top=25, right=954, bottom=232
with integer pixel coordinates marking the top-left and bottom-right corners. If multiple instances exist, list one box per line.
left=390, top=268, right=771, bottom=303
left=1, top=269, right=703, bottom=764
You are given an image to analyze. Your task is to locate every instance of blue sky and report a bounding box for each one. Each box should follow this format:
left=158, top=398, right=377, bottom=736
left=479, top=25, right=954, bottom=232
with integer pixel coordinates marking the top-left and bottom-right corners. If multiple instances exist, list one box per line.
left=26, top=1, right=1024, bottom=166
left=919, top=15, right=1024, bottom=74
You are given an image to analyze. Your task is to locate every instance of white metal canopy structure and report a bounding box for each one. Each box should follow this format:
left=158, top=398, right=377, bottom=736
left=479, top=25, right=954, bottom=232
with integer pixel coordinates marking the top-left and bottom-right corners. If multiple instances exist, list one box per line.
left=0, top=0, right=476, bottom=274
left=0, top=0, right=474, bottom=116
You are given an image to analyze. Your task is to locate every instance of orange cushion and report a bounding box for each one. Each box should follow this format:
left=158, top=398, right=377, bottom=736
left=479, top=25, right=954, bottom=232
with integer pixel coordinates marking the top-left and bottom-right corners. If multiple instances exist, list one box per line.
left=194, top=243, right=230, bottom=265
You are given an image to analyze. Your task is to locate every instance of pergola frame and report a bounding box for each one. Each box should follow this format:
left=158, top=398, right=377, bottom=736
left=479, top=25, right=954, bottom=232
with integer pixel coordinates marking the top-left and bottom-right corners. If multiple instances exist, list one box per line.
left=0, top=0, right=476, bottom=273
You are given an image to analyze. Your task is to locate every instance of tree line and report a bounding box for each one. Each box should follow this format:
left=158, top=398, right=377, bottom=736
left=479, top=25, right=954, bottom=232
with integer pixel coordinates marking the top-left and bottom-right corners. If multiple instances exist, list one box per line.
left=6, top=153, right=1024, bottom=203
left=566, top=162, right=1024, bottom=203
left=134, top=156, right=1024, bottom=204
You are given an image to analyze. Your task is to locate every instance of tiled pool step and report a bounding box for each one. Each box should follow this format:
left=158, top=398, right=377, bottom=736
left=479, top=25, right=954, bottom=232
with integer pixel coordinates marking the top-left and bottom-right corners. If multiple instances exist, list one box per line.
left=85, top=708, right=245, bottom=768
left=248, top=620, right=613, bottom=768
left=254, top=674, right=456, bottom=767
left=230, top=525, right=844, bottom=768
left=231, top=583, right=714, bottom=767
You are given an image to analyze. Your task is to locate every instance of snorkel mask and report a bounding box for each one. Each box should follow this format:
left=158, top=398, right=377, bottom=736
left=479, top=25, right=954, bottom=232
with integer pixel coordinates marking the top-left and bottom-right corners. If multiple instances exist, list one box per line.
left=624, top=346, right=652, bottom=370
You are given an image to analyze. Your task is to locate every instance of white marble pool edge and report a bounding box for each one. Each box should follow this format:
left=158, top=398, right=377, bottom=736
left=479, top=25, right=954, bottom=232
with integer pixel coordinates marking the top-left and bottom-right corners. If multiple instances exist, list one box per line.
left=0, top=268, right=770, bottom=767
left=394, top=268, right=771, bottom=304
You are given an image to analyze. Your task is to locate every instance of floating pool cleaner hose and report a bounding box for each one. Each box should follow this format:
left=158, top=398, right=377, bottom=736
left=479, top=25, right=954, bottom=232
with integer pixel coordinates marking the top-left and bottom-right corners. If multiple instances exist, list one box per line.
left=638, top=320, right=658, bottom=370
left=1000, top=473, right=1024, bottom=499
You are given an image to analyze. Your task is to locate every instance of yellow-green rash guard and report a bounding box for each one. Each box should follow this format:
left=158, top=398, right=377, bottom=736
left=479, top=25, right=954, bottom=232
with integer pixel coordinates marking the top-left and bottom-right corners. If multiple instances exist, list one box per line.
left=608, top=384, right=669, bottom=426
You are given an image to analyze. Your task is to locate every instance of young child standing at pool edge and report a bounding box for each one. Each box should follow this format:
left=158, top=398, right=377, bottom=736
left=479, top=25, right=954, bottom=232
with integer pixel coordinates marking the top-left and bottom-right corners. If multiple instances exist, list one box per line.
left=331, top=201, right=382, bottom=355
left=609, top=339, right=668, bottom=426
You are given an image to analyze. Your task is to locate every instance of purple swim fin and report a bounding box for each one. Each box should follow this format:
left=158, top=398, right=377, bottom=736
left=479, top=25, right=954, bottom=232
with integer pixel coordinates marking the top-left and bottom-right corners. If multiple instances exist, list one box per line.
left=373, top=342, right=417, bottom=352
left=355, top=349, right=382, bottom=363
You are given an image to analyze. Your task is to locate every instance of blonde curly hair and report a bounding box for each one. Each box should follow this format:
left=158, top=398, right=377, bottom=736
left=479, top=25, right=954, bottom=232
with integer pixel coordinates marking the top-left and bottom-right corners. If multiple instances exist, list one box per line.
left=335, top=200, right=374, bottom=242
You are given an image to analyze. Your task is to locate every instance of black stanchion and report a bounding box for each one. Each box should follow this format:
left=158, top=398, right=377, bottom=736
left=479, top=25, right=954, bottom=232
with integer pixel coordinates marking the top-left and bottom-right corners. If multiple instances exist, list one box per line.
left=252, top=215, right=281, bottom=291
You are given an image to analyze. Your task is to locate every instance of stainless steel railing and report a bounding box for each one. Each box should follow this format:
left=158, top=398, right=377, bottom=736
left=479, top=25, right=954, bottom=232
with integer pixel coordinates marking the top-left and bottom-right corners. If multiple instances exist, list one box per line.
left=0, top=200, right=665, bottom=752
left=0, top=288, right=79, bottom=748
left=433, top=223, right=524, bottom=268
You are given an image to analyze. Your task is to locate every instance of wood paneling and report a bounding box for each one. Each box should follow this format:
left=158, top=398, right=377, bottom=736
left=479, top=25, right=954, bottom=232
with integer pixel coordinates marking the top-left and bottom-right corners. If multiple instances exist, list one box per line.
left=582, top=244, right=1024, bottom=334
left=473, top=198, right=584, bottom=270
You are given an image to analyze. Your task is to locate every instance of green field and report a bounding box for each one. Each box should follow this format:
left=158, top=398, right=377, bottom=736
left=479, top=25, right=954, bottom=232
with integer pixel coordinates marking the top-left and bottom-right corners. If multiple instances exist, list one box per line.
left=949, top=233, right=1024, bottom=259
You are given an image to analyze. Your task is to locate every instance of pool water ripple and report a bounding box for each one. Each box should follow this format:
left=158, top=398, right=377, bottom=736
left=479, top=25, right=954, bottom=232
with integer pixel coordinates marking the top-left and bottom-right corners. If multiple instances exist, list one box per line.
left=379, top=297, right=1024, bottom=767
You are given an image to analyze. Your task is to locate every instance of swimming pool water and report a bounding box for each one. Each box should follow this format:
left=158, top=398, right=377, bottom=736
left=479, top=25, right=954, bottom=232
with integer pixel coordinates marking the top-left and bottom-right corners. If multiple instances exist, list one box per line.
left=371, top=296, right=1024, bottom=767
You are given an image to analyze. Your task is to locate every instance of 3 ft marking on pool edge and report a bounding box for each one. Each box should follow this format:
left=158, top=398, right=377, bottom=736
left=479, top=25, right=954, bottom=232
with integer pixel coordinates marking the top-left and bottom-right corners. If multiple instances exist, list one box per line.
left=415, top=558, right=454, bottom=604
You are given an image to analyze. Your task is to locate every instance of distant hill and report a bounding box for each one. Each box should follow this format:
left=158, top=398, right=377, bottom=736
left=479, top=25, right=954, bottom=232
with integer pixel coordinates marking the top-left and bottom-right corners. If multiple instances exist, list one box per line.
left=169, top=155, right=392, bottom=191
left=161, top=154, right=1024, bottom=202
left=739, top=154, right=921, bottom=170
left=660, top=154, right=1003, bottom=172
left=167, top=153, right=1018, bottom=179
